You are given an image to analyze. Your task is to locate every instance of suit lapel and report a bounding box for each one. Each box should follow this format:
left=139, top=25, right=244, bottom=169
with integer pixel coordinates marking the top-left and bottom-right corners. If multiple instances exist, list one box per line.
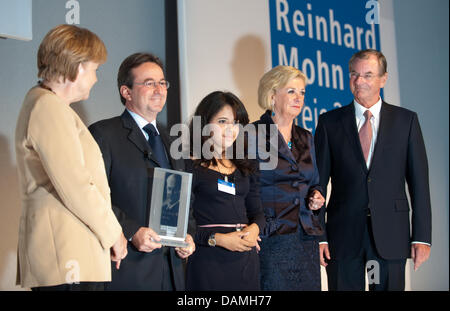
left=157, top=122, right=180, bottom=170
left=259, top=110, right=296, bottom=165
left=278, top=131, right=296, bottom=164
left=340, top=103, right=368, bottom=173
left=368, top=102, right=391, bottom=173
left=120, top=110, right=160, bottom=166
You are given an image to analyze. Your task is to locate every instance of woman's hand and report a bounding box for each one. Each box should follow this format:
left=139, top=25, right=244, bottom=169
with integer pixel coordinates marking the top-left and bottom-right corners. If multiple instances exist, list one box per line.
left=308, top=190, right=325, bottom=211
left=241, top=223, right=260, bottom=248
left=215, top=231, right=253, bottom=252
left=111, top=232, right=128, bottom=269
left=175, top=234, right=196, bottom=259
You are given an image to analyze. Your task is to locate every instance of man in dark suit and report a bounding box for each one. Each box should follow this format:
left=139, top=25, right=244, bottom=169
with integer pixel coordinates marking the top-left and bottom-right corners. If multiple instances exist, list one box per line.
left=89, top=53, right=194, bottom=290
left=314, top=49, right=431, bottom=291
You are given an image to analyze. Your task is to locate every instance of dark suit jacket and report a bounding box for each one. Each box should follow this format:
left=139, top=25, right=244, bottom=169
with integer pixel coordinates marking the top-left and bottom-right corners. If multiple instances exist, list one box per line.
left=89, top=110, right=186, bottom=290
left=314, top=101, right=431, bottom=260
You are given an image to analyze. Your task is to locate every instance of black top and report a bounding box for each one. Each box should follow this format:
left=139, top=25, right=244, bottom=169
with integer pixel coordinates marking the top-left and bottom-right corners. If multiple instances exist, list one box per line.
left=185, top=159, right=265, bottom=290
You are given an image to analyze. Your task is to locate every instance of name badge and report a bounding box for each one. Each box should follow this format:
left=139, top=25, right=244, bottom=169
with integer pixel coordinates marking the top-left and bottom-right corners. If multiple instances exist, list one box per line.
left=218, top=179, right=236, bottom=195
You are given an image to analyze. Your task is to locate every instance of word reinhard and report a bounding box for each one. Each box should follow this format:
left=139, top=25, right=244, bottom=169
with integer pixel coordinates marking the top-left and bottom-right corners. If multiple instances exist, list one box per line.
left=177, top=295, right=272, bottom=308
left=275, top=0, right=377, bottom=90
left=276, top=0, right=377, bottom=49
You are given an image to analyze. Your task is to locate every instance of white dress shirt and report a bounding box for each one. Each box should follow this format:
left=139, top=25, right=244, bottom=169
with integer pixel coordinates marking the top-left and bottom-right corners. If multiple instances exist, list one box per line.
left=127, top=109, right=159, bottom=138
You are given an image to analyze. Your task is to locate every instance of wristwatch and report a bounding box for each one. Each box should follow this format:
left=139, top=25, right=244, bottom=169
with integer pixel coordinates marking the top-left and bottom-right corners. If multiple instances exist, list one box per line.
left=208, top=233, right=216, bottom=247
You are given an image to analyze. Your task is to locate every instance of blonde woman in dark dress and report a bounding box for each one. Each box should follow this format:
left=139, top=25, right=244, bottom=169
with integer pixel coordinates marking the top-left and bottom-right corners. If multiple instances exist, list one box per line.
left=254, top=66, right=326, bottom=290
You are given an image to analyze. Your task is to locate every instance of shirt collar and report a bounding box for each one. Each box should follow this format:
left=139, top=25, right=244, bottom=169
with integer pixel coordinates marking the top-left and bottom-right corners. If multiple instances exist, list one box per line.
left=354, top=98, right=382, bottom=121
left=126, top=109, right=159, bottom=134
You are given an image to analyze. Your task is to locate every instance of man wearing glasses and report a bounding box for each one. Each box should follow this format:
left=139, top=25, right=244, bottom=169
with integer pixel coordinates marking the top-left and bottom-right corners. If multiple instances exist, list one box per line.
left=89, top=53, right=194, bottom=290
left=314, top=49, right=431, bottom=291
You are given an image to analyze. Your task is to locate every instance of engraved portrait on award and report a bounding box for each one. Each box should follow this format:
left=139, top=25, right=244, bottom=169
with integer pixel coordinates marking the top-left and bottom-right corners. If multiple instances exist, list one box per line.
left=160, top=173, right=181, bottom=235
left=148, top=168, right=192, bottom=248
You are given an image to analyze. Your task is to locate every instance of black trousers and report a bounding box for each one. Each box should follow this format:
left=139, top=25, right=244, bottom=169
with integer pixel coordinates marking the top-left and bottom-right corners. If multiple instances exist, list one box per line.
left=31, top=282, right=105, bottom=291
left=161, top=246, right=175, bottom=291
left=326, top=217, right=406, bottom=291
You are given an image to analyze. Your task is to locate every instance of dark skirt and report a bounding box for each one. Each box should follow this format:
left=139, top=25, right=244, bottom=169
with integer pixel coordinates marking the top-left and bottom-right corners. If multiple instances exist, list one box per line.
left=186, top=245, right=260, bottom=291
left=259, top=229, right=321, bottom=291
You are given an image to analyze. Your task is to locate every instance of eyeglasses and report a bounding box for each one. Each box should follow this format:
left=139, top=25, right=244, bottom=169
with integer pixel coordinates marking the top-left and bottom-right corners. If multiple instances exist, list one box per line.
left=349, top=72, right=379, bottom=81
left=134, top=80, right=170, bottom=89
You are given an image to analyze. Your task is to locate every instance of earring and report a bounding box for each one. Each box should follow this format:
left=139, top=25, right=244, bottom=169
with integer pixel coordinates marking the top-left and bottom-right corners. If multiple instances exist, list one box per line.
left=272, top=110, right=275, bottom=117
left=271, top=101, right=275, bottom=116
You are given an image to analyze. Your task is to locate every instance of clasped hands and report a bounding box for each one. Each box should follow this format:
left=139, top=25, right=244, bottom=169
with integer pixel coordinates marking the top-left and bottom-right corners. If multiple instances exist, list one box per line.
left=215, top=223, right=261, bottom=253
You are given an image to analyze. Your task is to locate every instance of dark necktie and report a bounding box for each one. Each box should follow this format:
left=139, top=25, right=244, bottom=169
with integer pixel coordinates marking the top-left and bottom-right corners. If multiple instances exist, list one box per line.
left=143, top=123, right=170, bottom=169
left=359, top=110, right=373, bottom=163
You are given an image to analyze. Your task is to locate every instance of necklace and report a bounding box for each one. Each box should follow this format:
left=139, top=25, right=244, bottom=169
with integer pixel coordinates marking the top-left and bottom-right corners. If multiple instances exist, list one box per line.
left=216, top=160, right=233, bottom=182
left=217, top=165, right=229, bottom=182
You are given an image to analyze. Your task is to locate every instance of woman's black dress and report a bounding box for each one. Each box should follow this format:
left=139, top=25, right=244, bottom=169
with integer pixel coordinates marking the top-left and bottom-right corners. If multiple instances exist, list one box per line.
left=185, top=160, right=265, bottom=291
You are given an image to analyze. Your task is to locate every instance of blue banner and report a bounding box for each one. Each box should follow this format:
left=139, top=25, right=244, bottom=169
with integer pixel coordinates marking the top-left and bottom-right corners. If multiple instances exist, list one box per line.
left=269, top=0, right=381, bottom=133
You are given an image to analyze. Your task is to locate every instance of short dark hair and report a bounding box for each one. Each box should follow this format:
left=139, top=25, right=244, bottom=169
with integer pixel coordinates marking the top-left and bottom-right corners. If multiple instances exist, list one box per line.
left=117, top=52, right=164, bottom=105
left=189, top=91, right=256, bottom=176
left=349, top=49, right=387, bottom=76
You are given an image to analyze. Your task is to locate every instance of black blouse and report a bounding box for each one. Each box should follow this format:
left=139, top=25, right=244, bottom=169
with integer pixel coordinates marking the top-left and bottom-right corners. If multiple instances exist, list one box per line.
left=185, top=160, right=266, bottom=246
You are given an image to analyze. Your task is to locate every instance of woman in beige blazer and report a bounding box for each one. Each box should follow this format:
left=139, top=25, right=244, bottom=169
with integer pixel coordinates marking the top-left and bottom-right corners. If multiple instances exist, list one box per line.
left=15, top=24, right=127, bottom=290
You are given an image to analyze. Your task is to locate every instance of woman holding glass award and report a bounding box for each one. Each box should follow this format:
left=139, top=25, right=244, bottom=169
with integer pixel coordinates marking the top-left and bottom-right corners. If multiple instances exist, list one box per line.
left=185, top=91, right=265, bottom=290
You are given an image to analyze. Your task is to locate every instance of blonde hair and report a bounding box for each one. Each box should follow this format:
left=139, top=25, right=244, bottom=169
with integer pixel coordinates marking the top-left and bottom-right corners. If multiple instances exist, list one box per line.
left=37, top=24, right=107, bottom=82
left=257, top=65, right=307, bottom=110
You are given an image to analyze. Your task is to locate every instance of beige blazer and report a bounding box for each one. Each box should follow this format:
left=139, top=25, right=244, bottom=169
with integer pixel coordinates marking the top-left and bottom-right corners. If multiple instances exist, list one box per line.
left=15, top=87, right=122, bottom=288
